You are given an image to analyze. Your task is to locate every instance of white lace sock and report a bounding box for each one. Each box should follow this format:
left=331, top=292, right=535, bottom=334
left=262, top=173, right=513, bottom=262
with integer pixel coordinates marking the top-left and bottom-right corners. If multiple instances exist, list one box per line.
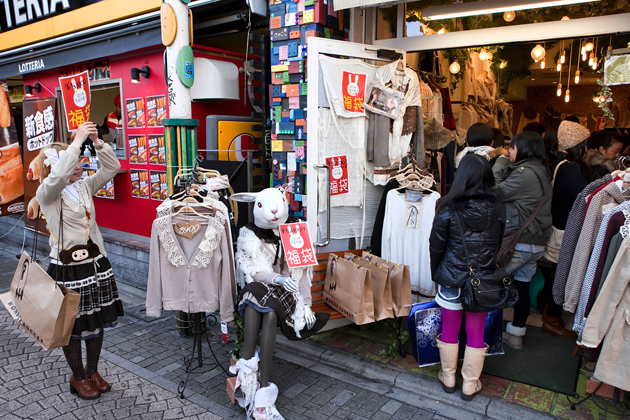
left=252, top=383, right=285, bottom=420
left=229, top=351, right=260, bottom=415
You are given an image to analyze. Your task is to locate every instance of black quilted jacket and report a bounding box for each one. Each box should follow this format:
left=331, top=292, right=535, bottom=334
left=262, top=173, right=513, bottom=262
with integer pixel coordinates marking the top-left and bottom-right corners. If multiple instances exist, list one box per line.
left=429, top=193, right=505, bottom=288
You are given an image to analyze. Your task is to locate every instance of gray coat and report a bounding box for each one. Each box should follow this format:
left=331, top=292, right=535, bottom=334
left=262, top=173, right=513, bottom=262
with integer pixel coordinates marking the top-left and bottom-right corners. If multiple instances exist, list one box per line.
left=492, top=157, right=552, bottom=246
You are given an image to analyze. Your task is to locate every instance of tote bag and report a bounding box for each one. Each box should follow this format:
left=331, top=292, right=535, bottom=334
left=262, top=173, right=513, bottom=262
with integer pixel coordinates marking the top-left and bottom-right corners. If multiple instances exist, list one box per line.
left=323, top=254, right=375, bottom=325
left=362, top=251, right=412, bottom=317
left=1, top=252, right=80, bottom=350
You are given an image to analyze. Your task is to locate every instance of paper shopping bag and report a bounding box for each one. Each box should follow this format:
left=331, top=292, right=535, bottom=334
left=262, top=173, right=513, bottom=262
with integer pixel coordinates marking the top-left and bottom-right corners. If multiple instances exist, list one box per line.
left=354, top=258, right=394, bottom=321
left=3, top=252, right=80, bottom=350
left=362, top=252, right=411, bottom=317
left=323, top=254, right=375, bottom=325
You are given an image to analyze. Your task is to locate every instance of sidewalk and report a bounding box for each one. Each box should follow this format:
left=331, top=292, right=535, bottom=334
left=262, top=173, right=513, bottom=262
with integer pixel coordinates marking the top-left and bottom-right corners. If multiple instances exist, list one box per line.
left=0, top=240, right=556, bottom=420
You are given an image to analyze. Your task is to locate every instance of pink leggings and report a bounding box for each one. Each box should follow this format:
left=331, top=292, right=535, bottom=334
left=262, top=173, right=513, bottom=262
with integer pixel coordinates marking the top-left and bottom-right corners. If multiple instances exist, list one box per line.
left=441, top=308, right=487, bottom=349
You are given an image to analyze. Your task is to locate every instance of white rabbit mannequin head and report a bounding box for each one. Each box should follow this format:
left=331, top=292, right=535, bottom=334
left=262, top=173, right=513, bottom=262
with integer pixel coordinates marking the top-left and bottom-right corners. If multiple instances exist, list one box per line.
left=231, top=186, right=290, bottom=230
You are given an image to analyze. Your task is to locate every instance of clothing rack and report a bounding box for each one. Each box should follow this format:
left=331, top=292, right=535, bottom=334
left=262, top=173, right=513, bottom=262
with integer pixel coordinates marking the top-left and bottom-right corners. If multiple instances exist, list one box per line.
left=176, top=312, right=233, bottom=399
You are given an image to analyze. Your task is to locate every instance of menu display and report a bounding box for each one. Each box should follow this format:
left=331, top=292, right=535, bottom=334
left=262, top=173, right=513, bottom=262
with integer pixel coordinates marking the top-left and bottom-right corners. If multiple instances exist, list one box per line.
left=128, top=135, right=147, bottom=164
left=130, top=169, right=149, bottom=199
left=150, top=171, right=168, bottom=201
left=146, top=95, right=167, bottom=127
left=78, top=156, right=114, bottom=199
left=148, top=135, right=165, bottom=165
left=126, top=98, right=145, bottom=128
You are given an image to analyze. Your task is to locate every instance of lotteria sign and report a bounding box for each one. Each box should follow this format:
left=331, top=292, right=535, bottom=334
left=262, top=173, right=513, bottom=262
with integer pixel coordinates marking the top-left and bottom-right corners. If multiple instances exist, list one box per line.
left=18, top=59, right=45, bottom=73
left=0, top=0, right=81, bottom=32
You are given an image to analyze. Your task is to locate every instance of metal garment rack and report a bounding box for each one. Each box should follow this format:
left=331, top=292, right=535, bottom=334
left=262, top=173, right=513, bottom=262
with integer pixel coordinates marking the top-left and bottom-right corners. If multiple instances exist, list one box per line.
left=177, top=312, right=233, bottom=399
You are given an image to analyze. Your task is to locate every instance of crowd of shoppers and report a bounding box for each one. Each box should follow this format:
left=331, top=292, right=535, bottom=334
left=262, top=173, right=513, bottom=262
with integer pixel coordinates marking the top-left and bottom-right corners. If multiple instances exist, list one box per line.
left=430, top=117, right=629, bottom=400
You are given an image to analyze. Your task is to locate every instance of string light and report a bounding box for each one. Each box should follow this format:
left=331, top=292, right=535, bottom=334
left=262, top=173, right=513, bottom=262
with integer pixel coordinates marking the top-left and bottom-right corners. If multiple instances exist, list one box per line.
left=575, top=70, right=580, bottom=84
left=585, top=40, right=594, bottom=51
left=438, top=27, right=446, bottom=34
left=589, top=52, right=594, bottom=66
left=565, top=89, right=570, bottom=103
left=565, top=39, right=573, bottom=103
left=531, top=44, right=546, bottom=62
left=560, top=41, right=566, bottom=64
left=557, top=83, right=563, bottom=96
left=557, top=59, right=562, bottom=72
left=499, top=60, right=507, bottom=69
left=541, top=60, right=546, bottom=69
left=479, top=49, right=489, bottom=61
left=504, top=10, right=516, bottom=22
left=449, top=57, right=461, bottom=74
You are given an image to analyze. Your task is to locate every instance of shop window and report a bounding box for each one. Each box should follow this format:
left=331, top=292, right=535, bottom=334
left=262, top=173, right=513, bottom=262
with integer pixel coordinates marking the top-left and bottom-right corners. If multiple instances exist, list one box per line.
left=376, top=6, right=397, bottom=40
left=56, top=81, right=125, bottom=160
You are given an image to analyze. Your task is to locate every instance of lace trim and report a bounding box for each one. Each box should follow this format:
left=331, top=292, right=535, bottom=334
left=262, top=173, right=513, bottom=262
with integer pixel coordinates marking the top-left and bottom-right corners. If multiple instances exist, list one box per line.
left=61, top=181, right=92, bottom=213
left=192, top=212, right=226, bottom=269
left=155, top=216, right=186, bottom=268
left=236, top=227, right=276, bottom=287
left=253, top=406, right=285, bottom=420
left=620, top=209, right=630, bottom=239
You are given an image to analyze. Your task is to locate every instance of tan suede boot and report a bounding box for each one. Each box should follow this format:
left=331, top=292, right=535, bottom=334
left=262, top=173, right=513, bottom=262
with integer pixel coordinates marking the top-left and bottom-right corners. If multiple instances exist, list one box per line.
left=436, top=336, right=459, bottom=394
left=461, top=345, right=488, bottom=401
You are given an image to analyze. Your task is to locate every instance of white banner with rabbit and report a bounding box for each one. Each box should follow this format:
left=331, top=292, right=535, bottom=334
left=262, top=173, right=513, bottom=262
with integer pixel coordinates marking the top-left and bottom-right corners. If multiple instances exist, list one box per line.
left=319, top=55, right=377, bottom=118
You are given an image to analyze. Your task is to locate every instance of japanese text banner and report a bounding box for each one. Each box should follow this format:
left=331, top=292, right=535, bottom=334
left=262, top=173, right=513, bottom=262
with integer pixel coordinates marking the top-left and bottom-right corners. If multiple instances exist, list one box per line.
left=58, top=70, right=91, bottom=132
left=279, top=222, right=318, bottom=269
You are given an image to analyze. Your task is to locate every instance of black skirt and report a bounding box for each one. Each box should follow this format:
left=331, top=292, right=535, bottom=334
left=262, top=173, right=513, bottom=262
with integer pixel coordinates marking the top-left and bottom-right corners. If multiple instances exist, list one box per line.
left=239, top=282, right=329, bottom=341
left=47, top=256, right=124, bottom=340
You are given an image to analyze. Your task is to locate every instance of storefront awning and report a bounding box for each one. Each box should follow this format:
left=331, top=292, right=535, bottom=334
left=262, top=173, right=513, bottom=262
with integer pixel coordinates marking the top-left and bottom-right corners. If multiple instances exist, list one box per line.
left=0, top=22, right=161, bottom=80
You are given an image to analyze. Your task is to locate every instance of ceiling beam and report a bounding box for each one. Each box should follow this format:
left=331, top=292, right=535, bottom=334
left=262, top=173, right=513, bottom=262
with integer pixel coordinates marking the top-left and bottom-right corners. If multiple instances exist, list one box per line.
left=372, top=12, right=630, bottom=52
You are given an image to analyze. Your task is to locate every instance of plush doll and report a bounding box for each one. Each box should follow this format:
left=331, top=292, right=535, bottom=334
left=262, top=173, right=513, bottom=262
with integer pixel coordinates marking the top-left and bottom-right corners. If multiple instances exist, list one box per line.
left=230, top=186, right=329, bottom=420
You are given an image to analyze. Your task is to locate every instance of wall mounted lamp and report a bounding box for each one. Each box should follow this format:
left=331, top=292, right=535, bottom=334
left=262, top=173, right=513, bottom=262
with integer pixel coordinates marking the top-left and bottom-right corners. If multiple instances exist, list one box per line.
left=131, top=66, right=151, bottom=83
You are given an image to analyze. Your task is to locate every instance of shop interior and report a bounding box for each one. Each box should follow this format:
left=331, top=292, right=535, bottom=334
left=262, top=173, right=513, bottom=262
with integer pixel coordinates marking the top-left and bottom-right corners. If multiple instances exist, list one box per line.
left=309, top=6, right=630, bottom=402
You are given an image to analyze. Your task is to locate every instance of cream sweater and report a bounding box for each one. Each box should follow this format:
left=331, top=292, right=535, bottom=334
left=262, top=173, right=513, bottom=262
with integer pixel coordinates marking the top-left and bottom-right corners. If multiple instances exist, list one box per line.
left=146, top=213, right=236, bottom=322
left=36, top=144, right=120, bottom=259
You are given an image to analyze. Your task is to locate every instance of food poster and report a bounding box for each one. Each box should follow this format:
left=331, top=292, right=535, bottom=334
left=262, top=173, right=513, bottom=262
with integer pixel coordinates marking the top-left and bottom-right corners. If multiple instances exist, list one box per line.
left=79, top=156, right=114, bottom=199
left=22, top=97, right=56, bottom=232
left=0, top=82, right=24, bottom=218
left=58, top=70, right=91, bottom=132
left=128, top=135, right=147, bottom=164
left=126, top=98, right=145, bottom=129
left=130, top=169, right=149, bottom=199
left=146, top=95, right=167, bottom=127
left=150, top=171, right=168, bottom=201
left=148, top=135, right=165, bottom=165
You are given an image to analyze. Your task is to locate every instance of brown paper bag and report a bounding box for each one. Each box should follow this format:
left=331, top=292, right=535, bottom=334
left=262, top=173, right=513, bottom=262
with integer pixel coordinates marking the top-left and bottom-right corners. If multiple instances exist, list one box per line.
left=363, top=252, right=412, bottom=317
left=354, top=259, right=394, bottom=321
left=323, top=254, right=375, bottom=325
left=2, top=252, right=80, bottom=350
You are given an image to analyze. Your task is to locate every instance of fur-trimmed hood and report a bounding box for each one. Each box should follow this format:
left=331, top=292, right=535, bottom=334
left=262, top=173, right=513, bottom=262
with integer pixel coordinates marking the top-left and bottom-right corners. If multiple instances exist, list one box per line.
left=585, top=149, right=616, bottom=173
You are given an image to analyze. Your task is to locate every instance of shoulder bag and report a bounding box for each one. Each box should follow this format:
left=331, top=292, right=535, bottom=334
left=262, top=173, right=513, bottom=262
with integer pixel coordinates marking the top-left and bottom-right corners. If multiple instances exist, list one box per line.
left=496, top=191, right=551, bottom=267
left=454, top=212, right=518, bottom=313
left=543, top=161, right=567, bottom=263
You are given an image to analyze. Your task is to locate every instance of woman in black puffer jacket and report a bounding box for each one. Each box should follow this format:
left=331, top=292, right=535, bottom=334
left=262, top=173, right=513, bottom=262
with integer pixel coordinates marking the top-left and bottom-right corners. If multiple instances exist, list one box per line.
left=430, top=154, right=505, bottom=401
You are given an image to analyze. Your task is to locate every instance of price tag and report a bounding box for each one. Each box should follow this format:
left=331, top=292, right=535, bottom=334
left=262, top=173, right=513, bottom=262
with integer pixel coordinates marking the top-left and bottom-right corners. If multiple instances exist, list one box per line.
left=221, top=322, right=228, bottom=343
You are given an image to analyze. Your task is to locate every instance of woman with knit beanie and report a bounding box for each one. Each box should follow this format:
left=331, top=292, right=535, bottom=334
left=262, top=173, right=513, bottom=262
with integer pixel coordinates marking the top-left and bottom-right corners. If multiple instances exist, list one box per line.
left=539, top=120, right=591, bottom=338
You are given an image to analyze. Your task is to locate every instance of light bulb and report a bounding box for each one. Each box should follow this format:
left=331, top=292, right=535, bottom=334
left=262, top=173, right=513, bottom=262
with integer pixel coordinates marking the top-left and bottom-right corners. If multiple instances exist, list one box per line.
left=531, top=44, right=546, bottom=62
left=565, top=89, right=570, bottom=103
left=541, top=60, right=546, bottom=69
left=560, top=52, right=566, bottom=64
left=556, top=60, right=562, bottom=72
left=582, top=53, right=587, bottom=61
left=438, top=27, right=445, bottom=34
left=581, top=46, right=586, bottom=55
left=589, top=53, right=594, bottom=66
left=561, top=16, right=570, bottom=20
left=585, top=41, right=594, bottom=51
left=592, top=61, right=598, bottom=70
left=575, top=70, right=580, bottom=84
left=499, top=61, right=507, bottom=69
left=557, top=83, right=562, bottom=97
left=503, top=10, right=516, bottom=22
left=449, top=59, right=461, bottom=74
left=479, top=49, right=489, bottom=61
left=593, top=96, right=599, bottom=103
left=599, top=95, right=606, bottom=103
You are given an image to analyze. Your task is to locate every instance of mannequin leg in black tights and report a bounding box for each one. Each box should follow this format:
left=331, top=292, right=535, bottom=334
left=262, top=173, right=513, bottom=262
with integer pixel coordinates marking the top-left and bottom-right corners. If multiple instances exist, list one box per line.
left=258, top=312, right=277, bottom=388
left=242, top=306, right=279, bottom=387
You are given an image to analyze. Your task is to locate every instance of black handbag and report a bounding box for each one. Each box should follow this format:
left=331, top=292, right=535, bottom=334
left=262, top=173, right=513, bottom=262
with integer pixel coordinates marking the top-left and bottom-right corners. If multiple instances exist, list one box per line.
left=454, top=212, right=518, bottom=313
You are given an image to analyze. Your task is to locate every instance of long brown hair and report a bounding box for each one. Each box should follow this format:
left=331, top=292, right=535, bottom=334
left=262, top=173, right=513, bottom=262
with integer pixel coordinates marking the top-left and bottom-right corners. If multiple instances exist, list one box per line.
left=37, top=142, right=69, bottom=182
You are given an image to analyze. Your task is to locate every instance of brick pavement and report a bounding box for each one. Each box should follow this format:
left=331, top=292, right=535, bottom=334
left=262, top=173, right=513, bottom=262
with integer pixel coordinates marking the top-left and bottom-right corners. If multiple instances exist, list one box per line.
left=0, top=241, right=449, bottom=420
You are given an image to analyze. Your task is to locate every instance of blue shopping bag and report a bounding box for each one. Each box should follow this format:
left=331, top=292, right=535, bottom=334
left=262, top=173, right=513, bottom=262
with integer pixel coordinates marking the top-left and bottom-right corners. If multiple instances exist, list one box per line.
left=406, top=301, right=504, bottom=367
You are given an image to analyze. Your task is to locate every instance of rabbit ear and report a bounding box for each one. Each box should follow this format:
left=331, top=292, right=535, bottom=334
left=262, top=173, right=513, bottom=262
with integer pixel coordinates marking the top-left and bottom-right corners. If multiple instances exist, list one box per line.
left=354, top=75, right=359, bottom=84
left=230, top=192, right=259, bottom=203
left=278, top=182, right=294, bottom=193
left=348, top=73, right=352, bottom=83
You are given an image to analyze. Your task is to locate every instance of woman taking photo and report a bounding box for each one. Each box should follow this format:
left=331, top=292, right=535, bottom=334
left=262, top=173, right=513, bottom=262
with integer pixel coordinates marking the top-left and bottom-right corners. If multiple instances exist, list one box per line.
left=36, top=121, right=124, bottom=400
left=493, top=132, right=552, bottom=349
left=430, top=154, right=505, bottom=401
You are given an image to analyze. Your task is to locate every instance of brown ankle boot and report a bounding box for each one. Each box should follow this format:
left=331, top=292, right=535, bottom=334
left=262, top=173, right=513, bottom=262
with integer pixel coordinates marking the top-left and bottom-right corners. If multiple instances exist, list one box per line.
left=69, top=376, right=100, bottom=400
left=89, top=373, right=111, bottom=393
left=542, top=316, right=577, bottom=338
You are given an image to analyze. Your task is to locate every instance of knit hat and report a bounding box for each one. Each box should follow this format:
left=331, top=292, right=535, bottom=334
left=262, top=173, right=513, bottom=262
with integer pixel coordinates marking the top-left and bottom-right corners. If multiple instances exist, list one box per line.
left=558, top=120, right=590, bottom=150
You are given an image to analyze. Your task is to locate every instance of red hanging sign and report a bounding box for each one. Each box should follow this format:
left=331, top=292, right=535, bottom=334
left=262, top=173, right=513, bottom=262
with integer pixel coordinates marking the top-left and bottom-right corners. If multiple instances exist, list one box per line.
left=279, top=222, right=317, bottom=269
left=58, top=70, right=91, bottom=132
left=342, top=71, right=367, bottom=113
left=325, top=155, right=349, bottom=196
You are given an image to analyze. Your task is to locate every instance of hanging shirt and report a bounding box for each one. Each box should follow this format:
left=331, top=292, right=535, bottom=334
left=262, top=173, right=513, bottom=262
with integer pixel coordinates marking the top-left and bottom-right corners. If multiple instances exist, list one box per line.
left=382, top=190, right=440, bottom=296
left=146, top=212, right=236, bottom=321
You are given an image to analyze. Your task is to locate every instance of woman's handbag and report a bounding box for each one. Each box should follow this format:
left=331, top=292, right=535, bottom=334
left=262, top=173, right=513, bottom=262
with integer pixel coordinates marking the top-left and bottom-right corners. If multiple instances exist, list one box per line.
left=542, top=161, right=567, bottom=263
left=0, top=211, right=80, bottom=350
left=454, top=213, right=518, bottom=313
left=496, top=192, right=551, bottom=267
